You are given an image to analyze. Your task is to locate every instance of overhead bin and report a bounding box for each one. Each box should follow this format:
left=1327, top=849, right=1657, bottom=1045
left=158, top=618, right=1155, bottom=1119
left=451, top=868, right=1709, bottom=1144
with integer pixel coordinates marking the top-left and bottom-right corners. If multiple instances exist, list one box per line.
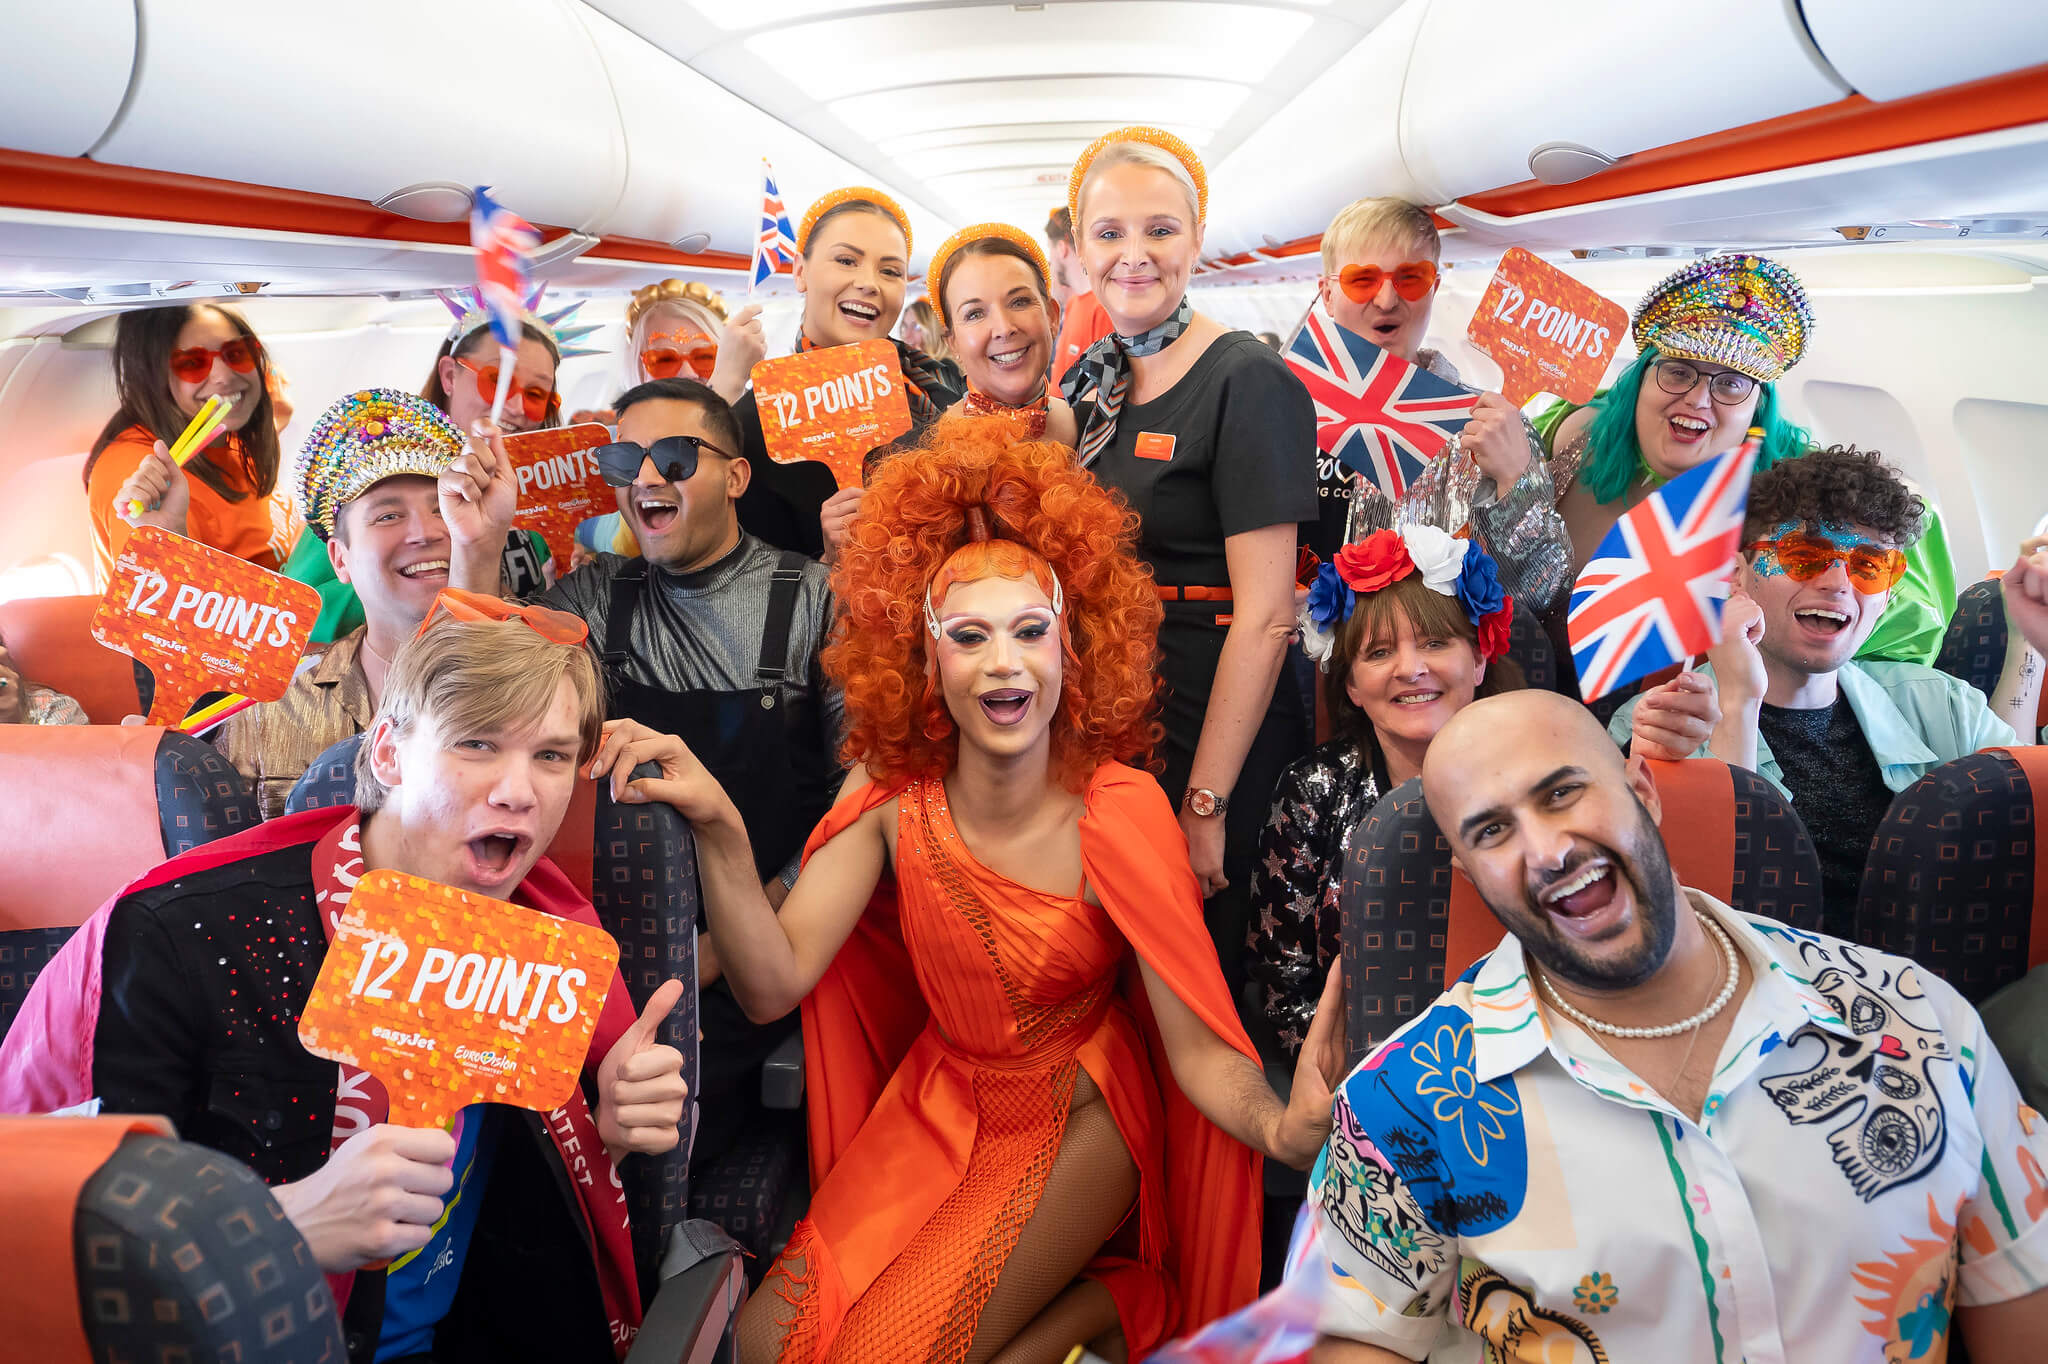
left=1205, top=0, right=1431, bottom=256
left=91, top=0, right=626, bottom=235
left=1400, top=0, right=1847, bottom=208
left=0, top=0, right=135, bottom=158
left=577, top=7, right=948, bottom=264
left=1801, top=1, right=2048, bottom=101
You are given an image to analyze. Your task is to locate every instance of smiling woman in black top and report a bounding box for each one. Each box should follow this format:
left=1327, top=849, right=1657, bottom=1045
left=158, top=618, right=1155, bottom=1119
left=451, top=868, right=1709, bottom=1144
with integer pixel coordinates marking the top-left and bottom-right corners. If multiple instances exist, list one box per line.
left=1064, top=126, right=1316, bottom=985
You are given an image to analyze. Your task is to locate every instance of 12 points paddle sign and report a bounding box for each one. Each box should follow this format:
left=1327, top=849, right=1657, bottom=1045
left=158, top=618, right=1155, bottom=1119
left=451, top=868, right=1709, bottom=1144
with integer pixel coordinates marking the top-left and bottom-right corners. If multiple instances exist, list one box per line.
left=750, top=338, right=912, bottom=488
left=1466, top=247, right=1629, bottom=407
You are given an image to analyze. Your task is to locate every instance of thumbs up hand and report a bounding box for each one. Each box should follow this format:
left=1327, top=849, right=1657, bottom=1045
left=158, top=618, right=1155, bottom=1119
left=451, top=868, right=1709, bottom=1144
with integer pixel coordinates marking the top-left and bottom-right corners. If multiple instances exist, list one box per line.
left=596, top=977, right=690, bottom=1167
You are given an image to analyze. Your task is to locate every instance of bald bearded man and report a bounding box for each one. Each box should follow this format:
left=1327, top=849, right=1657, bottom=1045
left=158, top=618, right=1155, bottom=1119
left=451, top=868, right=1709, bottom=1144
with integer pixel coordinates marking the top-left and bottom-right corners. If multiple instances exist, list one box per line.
left=1307, top=691, right=2048, bottom=1364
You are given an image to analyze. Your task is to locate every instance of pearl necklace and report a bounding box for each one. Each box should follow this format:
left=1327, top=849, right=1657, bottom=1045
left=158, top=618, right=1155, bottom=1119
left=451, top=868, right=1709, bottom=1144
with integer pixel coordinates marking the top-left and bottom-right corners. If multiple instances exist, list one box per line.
left=1538, top=910, right=1740, bottom=1040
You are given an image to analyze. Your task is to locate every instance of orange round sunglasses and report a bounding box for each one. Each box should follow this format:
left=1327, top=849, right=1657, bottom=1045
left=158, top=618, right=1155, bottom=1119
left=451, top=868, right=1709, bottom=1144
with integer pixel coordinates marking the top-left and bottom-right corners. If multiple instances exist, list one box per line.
left=640, top=330, right=718, bottom=382
left=454, top=356, right=559, bottom=424
left=1328, top=260, right=1439, bottom=304
left=415, top=588, right=589, bottom=645
left=1744, top=531, right=1908, bottom=594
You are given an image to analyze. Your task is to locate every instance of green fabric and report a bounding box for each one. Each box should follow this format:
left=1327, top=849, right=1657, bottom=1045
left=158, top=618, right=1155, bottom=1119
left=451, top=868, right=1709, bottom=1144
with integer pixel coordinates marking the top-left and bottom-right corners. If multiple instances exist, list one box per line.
left=1980, top=966, right=2048, bottom=1116
left=281, top=527, right=553, bottom=645
left=281, top=529, right=362, bottom=644
left=1858, top=502, right=1958, bottom=666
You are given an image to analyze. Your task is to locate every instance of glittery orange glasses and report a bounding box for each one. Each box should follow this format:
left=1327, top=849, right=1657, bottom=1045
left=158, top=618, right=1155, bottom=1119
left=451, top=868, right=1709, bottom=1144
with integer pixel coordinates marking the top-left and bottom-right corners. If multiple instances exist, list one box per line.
left=416, top=588, right=590, bottom=645
left=1744, top=532, right=1908, bottom=594
left=640, top=331, right=718, bottom=382
left=1330, top=260, right=1438, bottom=304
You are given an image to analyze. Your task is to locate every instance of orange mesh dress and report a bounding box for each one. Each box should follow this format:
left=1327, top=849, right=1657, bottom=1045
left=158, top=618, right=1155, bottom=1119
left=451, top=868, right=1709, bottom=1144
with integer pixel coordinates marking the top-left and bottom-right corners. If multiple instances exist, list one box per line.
left=766, top=762, right=1263, bottom=1361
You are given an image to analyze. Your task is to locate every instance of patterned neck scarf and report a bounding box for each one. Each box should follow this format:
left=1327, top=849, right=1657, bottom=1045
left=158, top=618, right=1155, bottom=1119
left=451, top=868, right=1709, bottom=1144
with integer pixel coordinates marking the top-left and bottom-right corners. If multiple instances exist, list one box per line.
left=796, top=331, right=945, bottom=425
left=1059, top=294, right=1193, bottom=467
left=962, top=382, right=1049, bottom=439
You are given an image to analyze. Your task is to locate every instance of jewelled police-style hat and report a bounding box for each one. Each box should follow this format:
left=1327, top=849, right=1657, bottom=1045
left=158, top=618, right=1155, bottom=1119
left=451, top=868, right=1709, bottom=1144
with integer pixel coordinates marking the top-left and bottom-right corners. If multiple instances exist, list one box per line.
left=1631, top=253, right=1815, bottom=382
left=298, top=388, right=466, bottom=540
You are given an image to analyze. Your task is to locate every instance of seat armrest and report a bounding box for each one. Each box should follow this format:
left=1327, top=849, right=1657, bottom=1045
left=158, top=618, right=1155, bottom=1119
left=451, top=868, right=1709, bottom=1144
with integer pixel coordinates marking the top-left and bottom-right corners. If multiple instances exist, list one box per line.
left=761, top=1031, right=804, bottom=1110
left=624, top=1220, right=746, bottom=1364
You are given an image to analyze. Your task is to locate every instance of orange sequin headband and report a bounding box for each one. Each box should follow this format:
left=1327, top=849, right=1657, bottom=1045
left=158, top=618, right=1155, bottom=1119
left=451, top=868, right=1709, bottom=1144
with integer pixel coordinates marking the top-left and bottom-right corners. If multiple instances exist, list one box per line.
left=1067, top=125, right=1208, bottom=230
left=798, top=185, right=913, bottom=258
left=924, top=223, right=1053, bottom=329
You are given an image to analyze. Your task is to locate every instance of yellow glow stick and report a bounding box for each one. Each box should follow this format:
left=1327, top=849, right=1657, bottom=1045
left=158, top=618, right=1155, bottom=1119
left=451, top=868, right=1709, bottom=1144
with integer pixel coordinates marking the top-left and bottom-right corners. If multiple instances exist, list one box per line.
left=126, top=394, right=234, bottom=517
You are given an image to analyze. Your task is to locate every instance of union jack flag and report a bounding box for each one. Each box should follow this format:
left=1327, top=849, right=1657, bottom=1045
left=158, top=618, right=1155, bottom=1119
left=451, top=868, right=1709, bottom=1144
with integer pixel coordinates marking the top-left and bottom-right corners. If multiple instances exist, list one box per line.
left=1567, top=441, right=1757, bottom=702
left=753, top=160, right=800, bottom=290
left=1284, top=310, right=1477, bottom=500
left=468, top=187, right=540, bottom=351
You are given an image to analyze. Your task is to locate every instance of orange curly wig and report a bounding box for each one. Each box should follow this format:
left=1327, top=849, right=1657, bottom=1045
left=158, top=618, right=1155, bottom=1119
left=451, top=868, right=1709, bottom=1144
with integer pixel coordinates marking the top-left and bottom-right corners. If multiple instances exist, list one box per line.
left=825, top=416, right=1163, bottom=790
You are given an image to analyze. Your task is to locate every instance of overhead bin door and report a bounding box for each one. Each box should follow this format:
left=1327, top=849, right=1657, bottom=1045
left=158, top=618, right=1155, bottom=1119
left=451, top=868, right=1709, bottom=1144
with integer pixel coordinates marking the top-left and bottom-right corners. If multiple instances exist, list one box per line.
left=1399, top=0, right=1847, bottom=206
left=1206, top=0, right=1430, bottom=255
left=0, top=0, right=135, bottom=157
left=1802, top=0, right=2048, bottom=100
left=578, top=7, right=944, bottom=261
left=90, top=0, right=626, bottom=234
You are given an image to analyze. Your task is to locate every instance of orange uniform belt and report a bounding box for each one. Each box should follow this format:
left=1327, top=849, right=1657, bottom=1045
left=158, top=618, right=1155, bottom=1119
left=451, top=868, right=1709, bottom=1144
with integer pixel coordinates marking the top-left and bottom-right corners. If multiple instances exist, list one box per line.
left=1155, top=585, right=1233, bottom=603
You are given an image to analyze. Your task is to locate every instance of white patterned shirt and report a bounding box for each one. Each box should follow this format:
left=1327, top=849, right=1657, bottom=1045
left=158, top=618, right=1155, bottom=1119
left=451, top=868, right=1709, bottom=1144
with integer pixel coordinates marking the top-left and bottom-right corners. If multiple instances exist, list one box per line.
left=1311, top=890, right=2048, bottom=1362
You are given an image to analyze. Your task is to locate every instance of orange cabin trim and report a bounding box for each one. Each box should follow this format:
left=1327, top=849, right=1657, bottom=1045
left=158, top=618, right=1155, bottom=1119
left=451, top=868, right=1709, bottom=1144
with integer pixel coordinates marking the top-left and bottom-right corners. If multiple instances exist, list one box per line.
left=0, top=148, right=750, bottom=271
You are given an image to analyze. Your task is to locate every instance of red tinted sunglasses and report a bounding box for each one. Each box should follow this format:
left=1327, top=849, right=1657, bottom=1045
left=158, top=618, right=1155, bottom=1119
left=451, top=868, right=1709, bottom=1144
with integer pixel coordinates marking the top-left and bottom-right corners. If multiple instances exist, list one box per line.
left=1330, top=260, right=1438, bottom=304
left=416, top=588, right=589, bottom=645
left=455, top=356, right=559, bottom=424
left=169, top=337, right=263, bottom=384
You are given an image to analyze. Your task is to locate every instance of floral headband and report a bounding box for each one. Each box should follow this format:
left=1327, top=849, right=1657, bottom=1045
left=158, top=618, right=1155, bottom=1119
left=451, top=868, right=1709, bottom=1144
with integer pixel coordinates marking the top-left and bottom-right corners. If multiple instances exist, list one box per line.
left=1299, top=525, right=1514, bottom=671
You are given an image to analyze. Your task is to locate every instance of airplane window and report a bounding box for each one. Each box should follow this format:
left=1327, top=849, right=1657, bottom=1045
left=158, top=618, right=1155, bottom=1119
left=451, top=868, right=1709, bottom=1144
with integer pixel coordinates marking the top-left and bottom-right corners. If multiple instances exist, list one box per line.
left=1956, top=396, right=2048, bottom=559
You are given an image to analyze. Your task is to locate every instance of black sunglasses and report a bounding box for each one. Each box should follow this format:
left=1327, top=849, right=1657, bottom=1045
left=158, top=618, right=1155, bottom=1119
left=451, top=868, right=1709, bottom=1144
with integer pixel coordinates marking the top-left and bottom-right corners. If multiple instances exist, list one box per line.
left=592, top=435, right=735, bottom=488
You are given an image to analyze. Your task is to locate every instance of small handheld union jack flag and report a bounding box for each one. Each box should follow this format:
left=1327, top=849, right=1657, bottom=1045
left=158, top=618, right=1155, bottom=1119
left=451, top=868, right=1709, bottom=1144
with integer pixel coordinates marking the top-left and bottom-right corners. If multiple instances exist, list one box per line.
left=753, top=160, right=800, bottom=292
left=469, top=187, right=541, bottom=424
left=1567, top=435, right=1759, bottom=702
left=1284, top=311, right=1477, bottom=501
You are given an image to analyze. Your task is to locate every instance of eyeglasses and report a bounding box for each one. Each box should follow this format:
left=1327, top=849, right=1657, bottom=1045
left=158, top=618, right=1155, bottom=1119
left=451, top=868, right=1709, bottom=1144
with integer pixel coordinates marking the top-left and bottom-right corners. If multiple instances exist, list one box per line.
left=1328, top=260, right=1438, bottom=305
left=1653, top=358, right=1758, bottom=406
left=591, top=435, right=736, bottom=488
left=415, top=588, right=590, bottom=645
left=454, top=356, right=559, bottom=425
left=169, top=337, right=263, bottom=384
left=1744, top=531, right=1908, bottom=594
left=640, top=332, right=718, bottom=382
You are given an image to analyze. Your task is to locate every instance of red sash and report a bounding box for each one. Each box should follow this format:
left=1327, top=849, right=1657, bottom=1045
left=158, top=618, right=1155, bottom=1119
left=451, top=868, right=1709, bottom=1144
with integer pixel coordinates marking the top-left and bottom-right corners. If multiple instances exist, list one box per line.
left=309, top=817, right=644, bottom=1355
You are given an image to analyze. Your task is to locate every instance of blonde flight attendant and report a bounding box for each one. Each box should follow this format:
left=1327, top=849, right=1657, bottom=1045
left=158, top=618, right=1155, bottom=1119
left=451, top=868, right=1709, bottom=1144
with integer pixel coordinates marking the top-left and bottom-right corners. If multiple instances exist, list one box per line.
left=1062, top=128, right=1316, bottom=986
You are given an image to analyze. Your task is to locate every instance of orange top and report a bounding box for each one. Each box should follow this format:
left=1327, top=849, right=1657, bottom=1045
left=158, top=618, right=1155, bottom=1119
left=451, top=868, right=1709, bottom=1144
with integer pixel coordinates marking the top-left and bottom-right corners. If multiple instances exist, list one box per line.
left=1052, top=290, right=1115, bottom=385
left=86, top=424, right=280, bottom=587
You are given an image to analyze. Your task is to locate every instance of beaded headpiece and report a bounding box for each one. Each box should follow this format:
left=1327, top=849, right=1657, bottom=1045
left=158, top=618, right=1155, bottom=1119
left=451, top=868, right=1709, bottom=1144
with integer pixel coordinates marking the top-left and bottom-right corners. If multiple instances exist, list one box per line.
left=1068, top=125, right=1208, bottom=229
left=925, top=224, right=1054, bottom=328
left=1631, top=254, right=1814, bottom=382
left=436, top=284, right=604, bottom=359
left=626, top=279, right=728, bottom=335
left=798, top=186, right=913, bottom=257
left=298, top=388, right=465, bottom=541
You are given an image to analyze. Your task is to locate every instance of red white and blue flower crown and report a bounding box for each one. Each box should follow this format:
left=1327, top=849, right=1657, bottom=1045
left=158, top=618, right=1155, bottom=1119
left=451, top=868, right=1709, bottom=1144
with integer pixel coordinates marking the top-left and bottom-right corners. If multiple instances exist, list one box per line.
left=1299, top=524, right=1514, bottom=671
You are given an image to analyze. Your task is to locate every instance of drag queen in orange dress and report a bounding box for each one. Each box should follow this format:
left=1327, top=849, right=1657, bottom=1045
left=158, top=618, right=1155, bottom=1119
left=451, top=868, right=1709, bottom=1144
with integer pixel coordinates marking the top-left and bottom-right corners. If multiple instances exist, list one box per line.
left=591, top=419, right=1344, bottom=1363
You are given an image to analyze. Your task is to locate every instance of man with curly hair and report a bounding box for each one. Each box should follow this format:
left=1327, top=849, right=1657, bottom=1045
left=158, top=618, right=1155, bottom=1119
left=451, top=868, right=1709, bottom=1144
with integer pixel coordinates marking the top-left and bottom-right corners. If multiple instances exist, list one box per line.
left=1612, top=446, right=2048, bottom=930
left=441, top=375, right=843, bottom=1178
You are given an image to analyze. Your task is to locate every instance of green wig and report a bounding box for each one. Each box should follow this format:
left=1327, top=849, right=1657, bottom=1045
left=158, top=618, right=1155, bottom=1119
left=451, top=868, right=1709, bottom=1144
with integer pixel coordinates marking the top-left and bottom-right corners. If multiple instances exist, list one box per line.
left=1574, top=346, right=1812, bottom=504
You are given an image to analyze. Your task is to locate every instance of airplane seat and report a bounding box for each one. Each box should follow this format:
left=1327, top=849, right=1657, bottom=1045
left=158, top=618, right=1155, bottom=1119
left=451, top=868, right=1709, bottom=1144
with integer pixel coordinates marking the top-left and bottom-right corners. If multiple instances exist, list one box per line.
left=0, top=726, right=258, bottom=1043
left=1338, top=759, right=1823, bottom=1070
left=1856, top=746, right=2048, bottom=1004
left=1504, top=608, right=1561, bottom=694
left=0, top=1114, right=343, bottom=1364
left=287, top=733, right=754, bottom=1346
left=1934, top=577, right=2048, bottom=732
left=0, top=595, right=142, bottom=724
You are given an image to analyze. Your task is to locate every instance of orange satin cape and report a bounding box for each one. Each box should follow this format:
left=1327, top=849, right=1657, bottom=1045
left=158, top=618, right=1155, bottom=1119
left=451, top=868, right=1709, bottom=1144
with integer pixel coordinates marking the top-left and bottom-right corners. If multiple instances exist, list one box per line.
left=797, top=763, right=1264, bottom=1350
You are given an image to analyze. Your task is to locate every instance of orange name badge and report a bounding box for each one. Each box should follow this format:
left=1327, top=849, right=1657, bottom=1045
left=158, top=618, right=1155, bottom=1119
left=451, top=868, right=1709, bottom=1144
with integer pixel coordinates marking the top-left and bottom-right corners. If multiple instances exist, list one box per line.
left=503, top=423, right=615, bottom=567
left=749, top=339, right=913, bottom=489
left=297, top=869, right=621, bottom=1130
left=1465, top=246, right=1630, bottom=406
left=1133, top=432, right=1176, bottom=462
left=92, top=526, right=321, bottom=726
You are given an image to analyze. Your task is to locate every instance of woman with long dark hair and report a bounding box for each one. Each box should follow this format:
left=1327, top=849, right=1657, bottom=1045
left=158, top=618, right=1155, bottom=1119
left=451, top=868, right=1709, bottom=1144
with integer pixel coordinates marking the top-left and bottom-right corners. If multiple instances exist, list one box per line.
left=86, top=304, right=282, bottom=585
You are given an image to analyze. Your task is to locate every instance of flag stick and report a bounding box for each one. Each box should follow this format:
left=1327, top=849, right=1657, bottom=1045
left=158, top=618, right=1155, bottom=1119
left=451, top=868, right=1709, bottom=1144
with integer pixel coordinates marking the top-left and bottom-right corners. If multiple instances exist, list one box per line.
left=488, top=343, right=516, bottom=425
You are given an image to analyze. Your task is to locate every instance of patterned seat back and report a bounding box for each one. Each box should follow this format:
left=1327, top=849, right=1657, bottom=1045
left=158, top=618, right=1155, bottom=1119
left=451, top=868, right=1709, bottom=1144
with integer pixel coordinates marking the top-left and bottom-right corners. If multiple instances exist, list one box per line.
left=0, top=1115, right=341, bottom=1363
left=1934, top=579, right=2007, bottom=700
left=1504, top=608, right=1559, bottom=695
left=1338, top=759, right=1823, bottom=1071
left=0, top=728, right=257, bottom=1042
left=286, top=732, right=703, bottom=1303
left=1857, top=747, right=2048, bottom=1005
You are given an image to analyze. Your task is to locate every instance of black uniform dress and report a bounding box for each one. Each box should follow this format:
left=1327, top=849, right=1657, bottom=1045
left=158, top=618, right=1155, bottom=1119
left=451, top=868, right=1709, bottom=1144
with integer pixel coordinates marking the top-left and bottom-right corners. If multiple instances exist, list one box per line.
left=1083, top=329, right=1317, bottom=989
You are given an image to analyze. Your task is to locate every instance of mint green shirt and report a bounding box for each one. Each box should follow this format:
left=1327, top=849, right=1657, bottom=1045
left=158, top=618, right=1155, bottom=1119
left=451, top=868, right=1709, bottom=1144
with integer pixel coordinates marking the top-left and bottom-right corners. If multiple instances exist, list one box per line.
left=1608, top=657, right=2019, bottom=800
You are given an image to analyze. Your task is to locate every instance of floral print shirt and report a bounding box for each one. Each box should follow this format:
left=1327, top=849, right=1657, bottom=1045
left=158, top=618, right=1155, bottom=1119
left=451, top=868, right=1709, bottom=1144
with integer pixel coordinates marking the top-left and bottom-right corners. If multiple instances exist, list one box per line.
left=1247, top=738, right=1381, bottom=1056
left=1311, top=891, right=2048, bottom=1363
